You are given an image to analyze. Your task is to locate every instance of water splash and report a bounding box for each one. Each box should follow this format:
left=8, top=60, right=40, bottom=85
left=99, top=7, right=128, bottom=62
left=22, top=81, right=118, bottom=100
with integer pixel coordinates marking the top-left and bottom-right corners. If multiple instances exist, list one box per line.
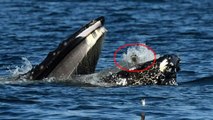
left=7, top=57, right=32, bottom=77
left=141, top=99, right=146, bottom=106
left=122, top=46, right=160, bottom=65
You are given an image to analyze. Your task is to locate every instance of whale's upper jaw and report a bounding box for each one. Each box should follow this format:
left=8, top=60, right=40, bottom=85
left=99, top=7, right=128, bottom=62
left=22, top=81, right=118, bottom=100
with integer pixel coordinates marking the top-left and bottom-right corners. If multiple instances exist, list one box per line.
left=133, top=54, right=181, bottom=85
left=156, top=54, right=181, bottom=85
left=102, top=54, right=180, bottom=86
left=159, top=54, right=180, bottom=73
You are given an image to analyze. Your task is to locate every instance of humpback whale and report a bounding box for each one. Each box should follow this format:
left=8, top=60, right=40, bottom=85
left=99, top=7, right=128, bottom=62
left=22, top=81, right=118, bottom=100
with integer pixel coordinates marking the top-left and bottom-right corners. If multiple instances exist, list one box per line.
left=101, top=54, right=180, bottom=86
left=24, top=16, right=107, bottom=80
left=21, top=16, right=180, bottom=86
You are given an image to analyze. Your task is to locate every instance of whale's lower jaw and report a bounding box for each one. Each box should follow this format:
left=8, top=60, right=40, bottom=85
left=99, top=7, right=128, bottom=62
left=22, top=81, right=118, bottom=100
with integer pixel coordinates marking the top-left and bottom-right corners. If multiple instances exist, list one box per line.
left=25, top=17, right=106, bottom=80
left=47, top=28, right=106, bottom=79
left=101, top=54, right=180, bottom=86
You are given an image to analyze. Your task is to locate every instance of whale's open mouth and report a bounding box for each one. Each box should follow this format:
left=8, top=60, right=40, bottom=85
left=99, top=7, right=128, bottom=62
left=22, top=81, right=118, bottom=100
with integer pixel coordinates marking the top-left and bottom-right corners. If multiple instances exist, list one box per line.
left=19, top=16, right=180, bottom=86
left=24, top=17, right=107, bottom=80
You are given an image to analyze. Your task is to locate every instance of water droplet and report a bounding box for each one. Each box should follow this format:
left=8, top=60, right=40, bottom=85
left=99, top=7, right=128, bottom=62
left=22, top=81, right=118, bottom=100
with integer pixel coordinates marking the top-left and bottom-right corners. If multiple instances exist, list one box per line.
left=141, top=99, right=145, bottom=106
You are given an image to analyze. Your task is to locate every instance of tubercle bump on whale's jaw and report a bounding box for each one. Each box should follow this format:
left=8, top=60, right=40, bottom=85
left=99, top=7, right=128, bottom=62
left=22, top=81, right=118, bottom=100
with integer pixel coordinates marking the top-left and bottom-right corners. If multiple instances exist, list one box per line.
left=101, top=54, right=180, bottom=86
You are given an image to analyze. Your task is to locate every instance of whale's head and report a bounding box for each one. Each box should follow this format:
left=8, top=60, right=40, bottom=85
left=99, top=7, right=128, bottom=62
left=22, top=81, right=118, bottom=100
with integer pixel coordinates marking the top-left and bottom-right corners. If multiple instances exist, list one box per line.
left=159, top=54, right=180, bottom=73
left=125, top=54, right=181, bottom=85
left=102, top=54, right=181, bottom=86
left=157, top=54, right=181, bottom=85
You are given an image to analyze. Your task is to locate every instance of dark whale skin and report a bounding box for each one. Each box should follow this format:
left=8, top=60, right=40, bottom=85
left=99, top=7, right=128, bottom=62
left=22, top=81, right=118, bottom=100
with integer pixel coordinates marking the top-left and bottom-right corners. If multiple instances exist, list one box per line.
left=101, top=54, right=180, bottom=86
left=24, top=17, right=106, bottom=80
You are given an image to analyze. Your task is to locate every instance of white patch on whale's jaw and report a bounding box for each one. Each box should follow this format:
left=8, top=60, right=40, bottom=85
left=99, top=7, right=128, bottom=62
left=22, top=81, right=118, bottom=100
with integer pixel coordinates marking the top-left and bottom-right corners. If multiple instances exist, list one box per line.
left=160, top=59, right=168, bottom=72
left=116, top=78, right=127, bottom=86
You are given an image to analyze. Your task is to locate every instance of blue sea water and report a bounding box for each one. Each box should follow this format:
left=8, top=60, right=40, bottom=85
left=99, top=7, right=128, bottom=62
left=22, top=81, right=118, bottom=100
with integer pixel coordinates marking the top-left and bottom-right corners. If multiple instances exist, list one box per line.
left=0, top=0, right=213, bottom=119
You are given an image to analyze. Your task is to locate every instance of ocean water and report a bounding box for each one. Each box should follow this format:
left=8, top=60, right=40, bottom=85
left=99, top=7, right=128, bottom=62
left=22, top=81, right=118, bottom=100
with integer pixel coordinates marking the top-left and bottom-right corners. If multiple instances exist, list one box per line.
left=0, top=0, right=213, bottom=119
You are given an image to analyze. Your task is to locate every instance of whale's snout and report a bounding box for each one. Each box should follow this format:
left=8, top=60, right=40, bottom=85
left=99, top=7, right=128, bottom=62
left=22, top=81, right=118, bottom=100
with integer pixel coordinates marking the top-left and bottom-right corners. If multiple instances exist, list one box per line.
left=169, top=54, right=181, bottom=72
left=158, top=54, right=181, bottom=85
left=159, top=54, right=180, bottom=73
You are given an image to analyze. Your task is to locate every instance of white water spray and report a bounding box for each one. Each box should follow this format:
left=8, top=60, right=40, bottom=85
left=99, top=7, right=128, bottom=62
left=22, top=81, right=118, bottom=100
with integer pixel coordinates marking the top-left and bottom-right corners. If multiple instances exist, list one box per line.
left=122, top=46, right=160, bottom=65
left=7, top=57, right=32, bottom=77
